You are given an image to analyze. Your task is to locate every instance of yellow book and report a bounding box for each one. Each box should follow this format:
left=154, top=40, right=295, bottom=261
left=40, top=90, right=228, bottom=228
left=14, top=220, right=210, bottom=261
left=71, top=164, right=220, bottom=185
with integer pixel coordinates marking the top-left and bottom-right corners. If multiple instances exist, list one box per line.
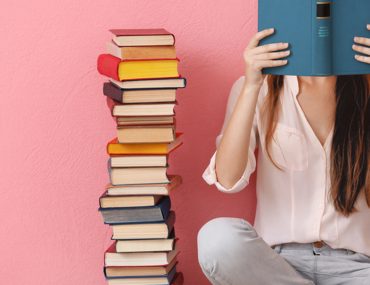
left=118, top=59, right=179, bottom=80
left=107, top=133, right=183, bottom=155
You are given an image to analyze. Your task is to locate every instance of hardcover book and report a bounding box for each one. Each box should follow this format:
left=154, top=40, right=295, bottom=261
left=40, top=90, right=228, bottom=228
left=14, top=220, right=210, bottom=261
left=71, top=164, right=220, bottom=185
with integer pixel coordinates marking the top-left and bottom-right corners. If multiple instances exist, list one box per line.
left=103, top=82, right=177, bottom=104
left=109, top=77, right=186, bottom=90
left=99, top=196, right=171, bottom=225
left=106, top=266, right=176, bottom=285
left=109, top=28, right=175, bottom=47
left=115, top=232, right=177, bottom=253
left=97, top=54, right=180, bottom=81
left=99, top=192, right=162, bottom=208
left=117, top=125, right=176, bottom=144
left=106, top=41, right=177, bottom=60
left=258, top=0, right=370, bottom=75
left=104, top=241, right=179, bottom=266
left=104, top=258, right=178, bottom=278
left=106, top=97, right=176, bottom=117
left=105, top=175, right=182, bottom=196
left=108, top=165, right=170, bottom=186
left=109, top=155, right=167, bottom=168
left=111, top=211, right=176, bottom=239
left=106, top=133, right=183, bottom=155
left=116, top=116, right=175, bottom=127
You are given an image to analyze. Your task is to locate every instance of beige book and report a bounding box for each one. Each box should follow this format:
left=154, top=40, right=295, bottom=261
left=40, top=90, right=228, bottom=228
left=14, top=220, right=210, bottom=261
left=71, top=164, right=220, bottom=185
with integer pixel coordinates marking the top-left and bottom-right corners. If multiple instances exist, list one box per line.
left=105, top=258, right=177, bottom=278
left=106, top=175, right=182, bottom=196
left=110, top=155, right=167, bottom=167
left=105, top=243, right=178, bottom=267
left=110, top=167, right=169, bottom=185
left=117, top=126, right=175, bottom=144
left=106, top=41, right=177, bottom=60
left=110, top=78, right=186, bottom=90
left=117, top=116, right=174, bottom=126
left=116, top=238, right=175, bottom=253
left=111, top=103, right=175, bottom=117
left=100, top=195, right=162, bottom=208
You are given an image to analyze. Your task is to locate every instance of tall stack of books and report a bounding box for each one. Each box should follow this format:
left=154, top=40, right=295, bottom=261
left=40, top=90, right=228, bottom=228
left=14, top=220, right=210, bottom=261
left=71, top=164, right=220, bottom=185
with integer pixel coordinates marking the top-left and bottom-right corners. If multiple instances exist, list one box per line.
left=97, top=28, right=186, bottom=285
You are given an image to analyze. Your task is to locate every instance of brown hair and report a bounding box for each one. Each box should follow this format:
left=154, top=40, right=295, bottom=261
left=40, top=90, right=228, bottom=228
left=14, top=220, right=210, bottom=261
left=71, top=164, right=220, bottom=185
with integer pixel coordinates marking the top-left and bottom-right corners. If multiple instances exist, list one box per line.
left=261, top=74, right=370, bottom=216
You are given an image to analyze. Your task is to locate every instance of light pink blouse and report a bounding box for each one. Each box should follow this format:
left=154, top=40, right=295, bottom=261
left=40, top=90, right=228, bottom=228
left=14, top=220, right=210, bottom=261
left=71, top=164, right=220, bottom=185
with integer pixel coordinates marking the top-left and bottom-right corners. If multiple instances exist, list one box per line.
left=202, top=75, right=370, bottom=256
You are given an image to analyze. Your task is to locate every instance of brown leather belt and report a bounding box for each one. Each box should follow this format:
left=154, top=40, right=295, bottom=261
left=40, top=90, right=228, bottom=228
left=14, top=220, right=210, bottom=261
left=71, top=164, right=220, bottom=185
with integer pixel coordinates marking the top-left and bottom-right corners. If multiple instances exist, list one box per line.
left=313, top=241, right=325, bottom=248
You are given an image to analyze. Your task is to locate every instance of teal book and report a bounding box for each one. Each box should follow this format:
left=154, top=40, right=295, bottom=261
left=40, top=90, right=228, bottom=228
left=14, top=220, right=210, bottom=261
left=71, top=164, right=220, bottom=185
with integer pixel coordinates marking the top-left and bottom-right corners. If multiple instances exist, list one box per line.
left=258, top=0, right=370, bottom=76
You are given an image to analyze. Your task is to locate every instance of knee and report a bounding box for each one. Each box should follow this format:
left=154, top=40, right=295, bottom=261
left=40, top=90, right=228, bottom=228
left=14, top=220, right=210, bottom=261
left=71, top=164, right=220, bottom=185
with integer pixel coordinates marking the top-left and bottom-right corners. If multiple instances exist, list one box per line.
left=197, top=217, right=257, bottom=271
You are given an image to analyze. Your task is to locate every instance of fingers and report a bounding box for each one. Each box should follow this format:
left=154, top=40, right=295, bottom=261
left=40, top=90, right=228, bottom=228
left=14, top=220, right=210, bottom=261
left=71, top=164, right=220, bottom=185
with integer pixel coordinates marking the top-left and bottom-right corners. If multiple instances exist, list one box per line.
left=252, top=42, right=289, bottom=55
left=354, top=54, right=370, bottom=64
left=245, top=28, right=290, bottom=70
left=252, top=59, right=288, bottom=69
left=354, top=36, right=370, bottom=47
left=247, top=28, right=275, bottom=49
left=254, top=50, right=290, bottom=60
left=353, top=25, right=370, bottom=64
left=352, top=44, right=370, bottom=56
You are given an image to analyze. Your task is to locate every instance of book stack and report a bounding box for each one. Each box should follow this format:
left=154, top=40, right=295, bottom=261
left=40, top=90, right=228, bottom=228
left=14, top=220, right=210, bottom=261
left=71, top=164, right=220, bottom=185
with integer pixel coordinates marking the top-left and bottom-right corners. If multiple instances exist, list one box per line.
left=97, top=28, right=186, bottom=285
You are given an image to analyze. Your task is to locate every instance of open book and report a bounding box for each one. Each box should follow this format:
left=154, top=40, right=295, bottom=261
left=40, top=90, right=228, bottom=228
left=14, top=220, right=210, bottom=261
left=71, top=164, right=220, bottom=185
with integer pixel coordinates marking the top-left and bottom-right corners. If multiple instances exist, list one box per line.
left=258, top=0, right=370, bottom=75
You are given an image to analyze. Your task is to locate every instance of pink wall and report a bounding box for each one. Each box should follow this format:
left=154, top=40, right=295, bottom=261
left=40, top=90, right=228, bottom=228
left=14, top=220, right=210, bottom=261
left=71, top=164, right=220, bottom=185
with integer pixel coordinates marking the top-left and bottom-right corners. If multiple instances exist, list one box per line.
left=0, top=1, right=258, bottom=284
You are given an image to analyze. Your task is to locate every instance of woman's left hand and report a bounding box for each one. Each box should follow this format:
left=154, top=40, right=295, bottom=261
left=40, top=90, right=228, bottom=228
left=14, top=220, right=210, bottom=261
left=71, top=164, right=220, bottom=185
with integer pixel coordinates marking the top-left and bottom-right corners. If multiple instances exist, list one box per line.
left=352, top=24, right=370, bottom=64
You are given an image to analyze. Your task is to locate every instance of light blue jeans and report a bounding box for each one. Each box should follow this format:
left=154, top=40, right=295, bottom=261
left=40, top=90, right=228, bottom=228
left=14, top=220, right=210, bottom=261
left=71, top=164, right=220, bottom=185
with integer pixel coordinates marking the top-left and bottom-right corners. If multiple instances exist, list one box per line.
left=197, top=217, right=370, bottom=285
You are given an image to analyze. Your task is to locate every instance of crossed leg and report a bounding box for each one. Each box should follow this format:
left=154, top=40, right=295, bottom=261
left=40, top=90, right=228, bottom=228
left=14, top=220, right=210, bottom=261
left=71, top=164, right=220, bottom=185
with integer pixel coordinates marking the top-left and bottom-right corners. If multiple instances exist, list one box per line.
left=197, top=217, right=315, bottom=285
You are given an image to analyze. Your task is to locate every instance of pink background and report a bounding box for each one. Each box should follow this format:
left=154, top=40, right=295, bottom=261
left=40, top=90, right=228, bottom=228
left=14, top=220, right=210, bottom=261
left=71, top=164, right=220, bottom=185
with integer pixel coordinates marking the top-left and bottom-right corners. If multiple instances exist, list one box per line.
left=0, top=1, right=258, bottom=284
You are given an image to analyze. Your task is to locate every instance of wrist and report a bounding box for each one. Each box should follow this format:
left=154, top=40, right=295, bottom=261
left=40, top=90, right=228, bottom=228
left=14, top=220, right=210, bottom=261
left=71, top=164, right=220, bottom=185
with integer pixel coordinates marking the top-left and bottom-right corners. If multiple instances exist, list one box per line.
left=242, top=81, right=263, bottom=93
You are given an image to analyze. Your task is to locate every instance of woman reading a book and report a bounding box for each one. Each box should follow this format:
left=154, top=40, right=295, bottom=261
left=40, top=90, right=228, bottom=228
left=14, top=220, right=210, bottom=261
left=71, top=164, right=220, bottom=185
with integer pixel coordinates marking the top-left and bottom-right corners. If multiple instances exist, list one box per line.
left=198, top=26, right=370, bottom=284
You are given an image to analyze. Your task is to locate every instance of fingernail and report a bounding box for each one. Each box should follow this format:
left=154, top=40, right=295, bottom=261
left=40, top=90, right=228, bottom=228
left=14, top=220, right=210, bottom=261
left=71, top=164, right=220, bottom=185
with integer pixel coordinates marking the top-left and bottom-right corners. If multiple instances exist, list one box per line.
left=354, top=36, right=359, bottom=41
left=367, top=24, right=370, bottom=29
left=269, top=28, right=274, bottom=32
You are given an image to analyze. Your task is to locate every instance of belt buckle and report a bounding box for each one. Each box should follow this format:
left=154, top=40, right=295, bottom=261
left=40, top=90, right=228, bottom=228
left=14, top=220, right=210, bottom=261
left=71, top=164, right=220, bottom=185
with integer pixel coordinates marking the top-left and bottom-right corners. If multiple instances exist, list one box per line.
left=313, top=241, right=324, bottom=248
left=313, top=241, right=325, bottom=255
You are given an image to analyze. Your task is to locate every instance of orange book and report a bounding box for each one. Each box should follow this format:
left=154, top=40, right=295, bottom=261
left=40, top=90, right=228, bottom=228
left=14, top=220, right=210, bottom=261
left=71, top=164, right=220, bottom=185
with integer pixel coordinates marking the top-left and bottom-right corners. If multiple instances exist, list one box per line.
left=107, top=133, right=183, bottom=155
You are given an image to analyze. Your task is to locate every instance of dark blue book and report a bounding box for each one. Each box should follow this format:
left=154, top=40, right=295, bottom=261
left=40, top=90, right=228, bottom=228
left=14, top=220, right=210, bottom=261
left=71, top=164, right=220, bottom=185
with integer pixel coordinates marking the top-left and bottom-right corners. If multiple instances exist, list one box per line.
left=99, top=196, right=171, bottom=225
left=258, top=0, right=370, bottom=75
left=111, top=211, right=176, bottom=240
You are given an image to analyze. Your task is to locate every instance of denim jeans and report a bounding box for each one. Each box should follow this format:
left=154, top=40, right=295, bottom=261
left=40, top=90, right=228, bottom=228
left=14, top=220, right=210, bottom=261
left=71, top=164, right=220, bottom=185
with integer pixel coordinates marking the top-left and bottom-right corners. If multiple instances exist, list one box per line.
left=197, top=217, right=370, bottom=285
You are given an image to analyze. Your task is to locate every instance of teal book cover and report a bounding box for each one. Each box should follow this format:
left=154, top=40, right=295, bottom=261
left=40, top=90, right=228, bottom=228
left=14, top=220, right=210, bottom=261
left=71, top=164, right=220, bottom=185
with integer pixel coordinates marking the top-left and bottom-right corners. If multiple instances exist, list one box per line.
left=258, top=0, right=370, bottom=75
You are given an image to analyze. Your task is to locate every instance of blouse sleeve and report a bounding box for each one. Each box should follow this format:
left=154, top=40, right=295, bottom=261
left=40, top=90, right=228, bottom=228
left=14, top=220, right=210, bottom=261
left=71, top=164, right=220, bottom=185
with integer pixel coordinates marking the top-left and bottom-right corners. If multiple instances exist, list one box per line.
left=201, top=75, right=266, bottom=193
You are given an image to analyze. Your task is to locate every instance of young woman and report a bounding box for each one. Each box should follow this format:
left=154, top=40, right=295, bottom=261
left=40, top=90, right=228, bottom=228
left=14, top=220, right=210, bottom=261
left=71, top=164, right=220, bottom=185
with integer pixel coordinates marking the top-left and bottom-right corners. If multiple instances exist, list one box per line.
left=198, top=26, right=370, bottom=285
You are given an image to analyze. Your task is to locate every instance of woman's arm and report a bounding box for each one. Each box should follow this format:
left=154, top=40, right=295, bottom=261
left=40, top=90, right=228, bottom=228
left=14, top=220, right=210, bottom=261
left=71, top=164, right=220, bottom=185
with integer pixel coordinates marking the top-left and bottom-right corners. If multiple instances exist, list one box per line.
left=215, top=81, right=262, bottom=190
left=202, top=75, right=261, bottom=193
left=215, top=28, right=290, bottom=190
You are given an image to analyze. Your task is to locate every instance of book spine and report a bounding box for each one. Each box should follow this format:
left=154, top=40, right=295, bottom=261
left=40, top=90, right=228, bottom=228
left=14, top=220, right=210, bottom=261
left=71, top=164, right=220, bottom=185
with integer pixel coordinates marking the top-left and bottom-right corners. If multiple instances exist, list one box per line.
left=159, top=196, right=171, bottom=220
left=312, top=1, right=333, bottom=75
left=97, top=54, right=121, bottom=81
left=106, top=97, right=121, bottom=117
left=103, top=82, right=124, bottom=103
left=166, top=211, right=176, bottom=235
left=107, top=159, right=113, bottom=185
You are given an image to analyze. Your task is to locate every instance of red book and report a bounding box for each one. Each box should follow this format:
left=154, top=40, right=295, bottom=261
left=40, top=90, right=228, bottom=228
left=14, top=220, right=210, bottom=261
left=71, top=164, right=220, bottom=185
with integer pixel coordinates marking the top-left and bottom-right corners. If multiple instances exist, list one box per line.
left=97, top=54, right=121, bottom=81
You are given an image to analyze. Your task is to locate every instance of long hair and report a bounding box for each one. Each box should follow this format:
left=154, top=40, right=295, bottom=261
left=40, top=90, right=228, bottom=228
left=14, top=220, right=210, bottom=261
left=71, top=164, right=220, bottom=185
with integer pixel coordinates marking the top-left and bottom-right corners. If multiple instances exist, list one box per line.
left=261, top=74, right=370, bottom=216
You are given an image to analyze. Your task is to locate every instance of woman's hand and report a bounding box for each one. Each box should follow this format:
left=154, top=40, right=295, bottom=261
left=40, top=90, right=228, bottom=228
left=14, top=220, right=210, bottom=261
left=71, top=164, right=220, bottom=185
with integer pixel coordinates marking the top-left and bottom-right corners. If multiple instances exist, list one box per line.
left=352, top=24, right=370, bottom=64
left=243, top=28, right=290, bottom=88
